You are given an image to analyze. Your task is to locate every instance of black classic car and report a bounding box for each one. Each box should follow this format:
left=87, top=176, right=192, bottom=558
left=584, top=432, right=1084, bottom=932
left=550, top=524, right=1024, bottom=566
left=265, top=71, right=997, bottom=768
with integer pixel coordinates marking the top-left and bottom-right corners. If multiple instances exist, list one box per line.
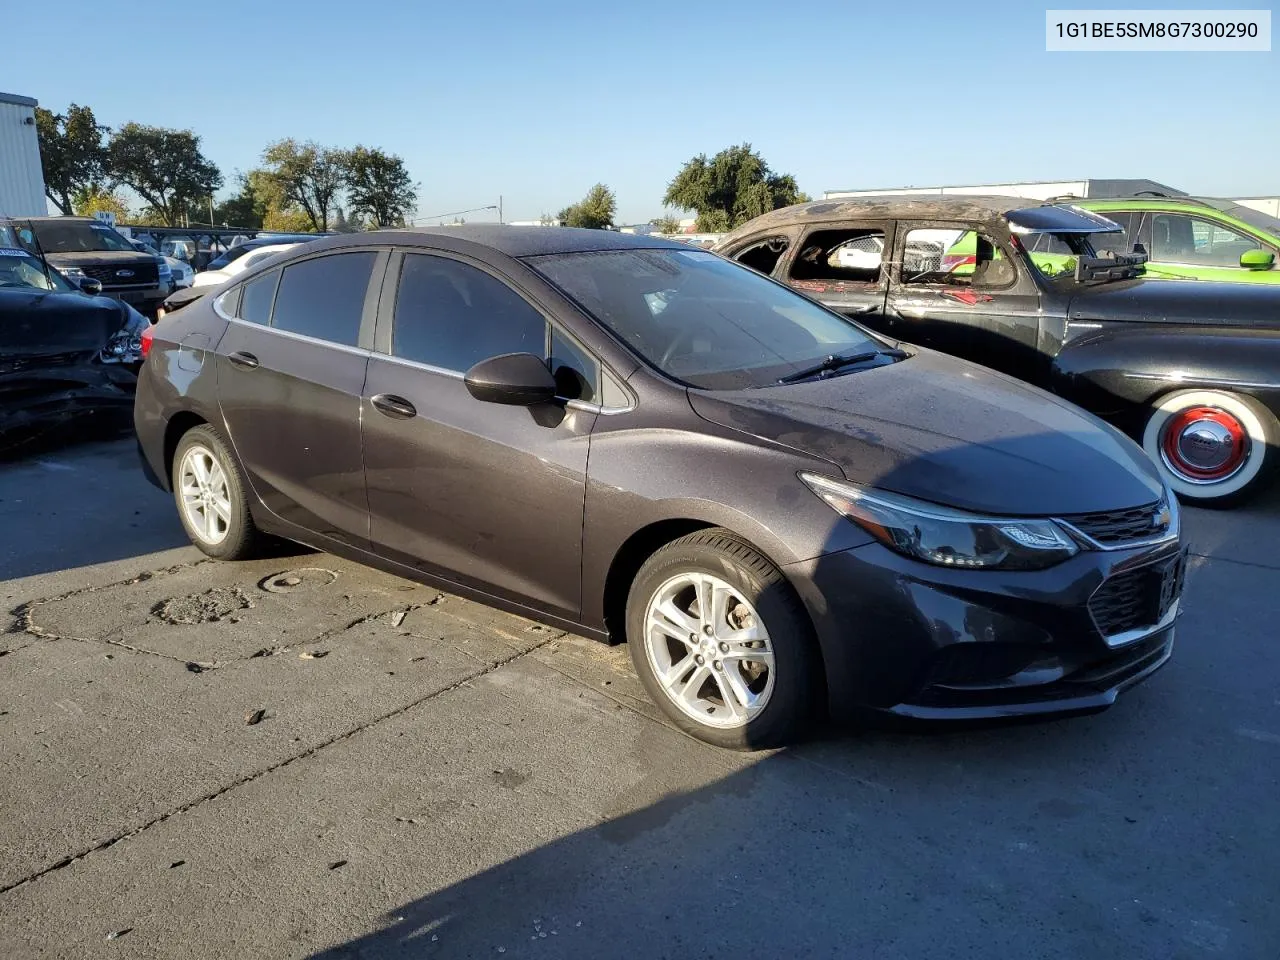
left=713, top=197, right=1280, bottom=506
left=0, top=242, right=147, bottom=449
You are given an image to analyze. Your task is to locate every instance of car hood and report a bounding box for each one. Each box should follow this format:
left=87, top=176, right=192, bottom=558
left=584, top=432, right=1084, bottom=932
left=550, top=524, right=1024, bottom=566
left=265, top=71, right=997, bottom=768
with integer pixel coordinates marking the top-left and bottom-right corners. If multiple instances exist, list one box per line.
left=1067, top=277, right=1280, bottom=327
left=0, top=289, right=144, bottom=360
left=686, top=349, right=1163, bottom=516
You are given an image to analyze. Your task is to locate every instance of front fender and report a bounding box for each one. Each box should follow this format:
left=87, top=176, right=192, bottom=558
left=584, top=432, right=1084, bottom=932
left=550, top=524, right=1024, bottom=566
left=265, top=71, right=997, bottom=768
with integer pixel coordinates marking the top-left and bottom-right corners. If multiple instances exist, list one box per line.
left=1052, top=324, right=1280, bottom=424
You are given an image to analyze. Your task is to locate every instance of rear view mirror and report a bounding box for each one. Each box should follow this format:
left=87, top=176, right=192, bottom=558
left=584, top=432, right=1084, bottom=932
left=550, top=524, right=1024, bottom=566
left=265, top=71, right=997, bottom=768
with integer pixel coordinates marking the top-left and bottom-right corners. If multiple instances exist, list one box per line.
left=464, top=352, right=558, bottom=406
left=78, top=277, right=103, bottom=295
left=1241, top=249, right=1276, bottom=270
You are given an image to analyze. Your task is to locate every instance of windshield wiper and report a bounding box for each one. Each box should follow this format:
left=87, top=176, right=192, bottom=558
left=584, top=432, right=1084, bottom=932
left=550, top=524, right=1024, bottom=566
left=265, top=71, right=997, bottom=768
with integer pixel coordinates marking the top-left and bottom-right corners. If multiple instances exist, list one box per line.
left=777, top=348, right=908, bottom=384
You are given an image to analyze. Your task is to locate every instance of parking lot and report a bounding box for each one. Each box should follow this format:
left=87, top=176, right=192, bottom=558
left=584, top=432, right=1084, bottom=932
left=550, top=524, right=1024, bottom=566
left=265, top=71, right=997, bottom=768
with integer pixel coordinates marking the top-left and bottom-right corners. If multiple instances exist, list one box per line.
left=0, top=436, right=1277, bottom=959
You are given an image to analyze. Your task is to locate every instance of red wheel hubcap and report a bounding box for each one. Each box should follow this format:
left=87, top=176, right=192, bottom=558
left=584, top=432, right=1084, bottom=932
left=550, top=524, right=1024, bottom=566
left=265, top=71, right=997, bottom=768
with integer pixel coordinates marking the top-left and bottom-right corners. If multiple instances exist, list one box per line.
left=1160, top=406, right=1248, bottom=482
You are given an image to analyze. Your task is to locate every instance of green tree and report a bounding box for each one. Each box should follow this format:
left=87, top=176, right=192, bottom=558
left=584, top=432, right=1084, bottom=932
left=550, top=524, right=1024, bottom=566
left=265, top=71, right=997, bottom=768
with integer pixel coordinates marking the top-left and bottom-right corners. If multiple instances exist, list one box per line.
left=35, top=104, right=107, bottom=215
left=206, top=173, right=266, bottom=228
left=342, top=146, right=417, bottom=228
left=261, top=139, right=345, bottom=232
left=558, top=183, right=617, bottom=230
left=653, top=212, right=682, bottom=234
left=663, top=143, right=808, bottom=232
left=72, top=186, right=132, bottom=223
left=105, top=123, right=223, bottom=227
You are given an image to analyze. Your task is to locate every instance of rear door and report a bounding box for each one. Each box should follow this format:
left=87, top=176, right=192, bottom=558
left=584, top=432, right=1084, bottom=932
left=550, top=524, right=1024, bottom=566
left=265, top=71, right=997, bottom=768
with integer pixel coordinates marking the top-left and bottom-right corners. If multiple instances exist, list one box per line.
left=885, top=222, right=1048, bottom=381
left=361, top=250, right=600, bottom=620
left=215, top=248, right=386, bottom=550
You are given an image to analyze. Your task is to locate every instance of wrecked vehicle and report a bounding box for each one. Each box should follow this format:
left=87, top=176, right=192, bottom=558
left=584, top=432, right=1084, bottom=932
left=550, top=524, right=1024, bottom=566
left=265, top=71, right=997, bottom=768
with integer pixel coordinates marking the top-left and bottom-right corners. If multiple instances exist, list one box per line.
left=0, top=243, right=147, bottom=446
left=713, top=197, right=1280, bottom=505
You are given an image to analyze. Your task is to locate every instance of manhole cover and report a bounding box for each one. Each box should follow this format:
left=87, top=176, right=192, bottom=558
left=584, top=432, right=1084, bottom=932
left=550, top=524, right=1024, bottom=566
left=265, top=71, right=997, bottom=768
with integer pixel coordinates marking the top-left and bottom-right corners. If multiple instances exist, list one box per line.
left=259, top=567, right=340, bottom=594
left=153, top=587, right=253, bottom=625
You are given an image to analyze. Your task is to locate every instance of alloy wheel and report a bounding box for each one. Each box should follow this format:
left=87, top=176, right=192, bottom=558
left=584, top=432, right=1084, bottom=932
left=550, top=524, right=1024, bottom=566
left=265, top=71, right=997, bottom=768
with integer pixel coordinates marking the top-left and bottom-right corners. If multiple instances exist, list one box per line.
left=643, top=572, right=776, bottom=729
left=178, top=444, right=232, bottom=545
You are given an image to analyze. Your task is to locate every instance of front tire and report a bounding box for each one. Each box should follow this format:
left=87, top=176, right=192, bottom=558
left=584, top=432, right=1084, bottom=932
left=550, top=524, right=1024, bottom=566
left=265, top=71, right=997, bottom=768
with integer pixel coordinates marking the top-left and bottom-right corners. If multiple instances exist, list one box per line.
left=1142, top=390, right=1278, bottom=507
left=626, top=529, right=821, bottom=750
left=172, top=424, right=263, bottom=560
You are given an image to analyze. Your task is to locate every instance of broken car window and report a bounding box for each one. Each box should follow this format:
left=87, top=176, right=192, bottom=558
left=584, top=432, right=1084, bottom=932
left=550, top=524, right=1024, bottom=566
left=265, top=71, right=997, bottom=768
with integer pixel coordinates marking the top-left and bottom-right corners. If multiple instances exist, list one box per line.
left=734, top=237, right=790, bottom=275
left=789, top=229, right=885, bottom=284
left=901, top=228, right=1017, bottom=288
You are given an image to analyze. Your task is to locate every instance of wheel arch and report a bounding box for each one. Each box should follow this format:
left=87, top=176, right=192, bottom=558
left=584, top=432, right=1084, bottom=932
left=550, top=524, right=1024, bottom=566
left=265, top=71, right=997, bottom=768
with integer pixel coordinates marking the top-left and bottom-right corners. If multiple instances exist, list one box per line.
left=162, top=411, right=210, bottom=489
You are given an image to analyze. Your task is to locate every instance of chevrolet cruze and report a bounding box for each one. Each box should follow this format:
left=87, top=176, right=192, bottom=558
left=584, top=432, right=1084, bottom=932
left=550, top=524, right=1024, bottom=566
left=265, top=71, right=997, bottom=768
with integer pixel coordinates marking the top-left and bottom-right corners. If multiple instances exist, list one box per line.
left=134, top=227, right=1185, bottom=749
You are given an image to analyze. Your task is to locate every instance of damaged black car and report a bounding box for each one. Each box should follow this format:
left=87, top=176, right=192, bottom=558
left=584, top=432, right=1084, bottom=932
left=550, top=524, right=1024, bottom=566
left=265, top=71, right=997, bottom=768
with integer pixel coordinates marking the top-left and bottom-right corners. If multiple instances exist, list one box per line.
left=0, top=243, right=147, bottom=449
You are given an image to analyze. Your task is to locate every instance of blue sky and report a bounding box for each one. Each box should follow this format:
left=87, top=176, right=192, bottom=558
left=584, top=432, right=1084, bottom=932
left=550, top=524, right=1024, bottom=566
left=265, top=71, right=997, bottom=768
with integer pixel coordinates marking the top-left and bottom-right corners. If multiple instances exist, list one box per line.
left=6, top=0, right=1276, bottom=223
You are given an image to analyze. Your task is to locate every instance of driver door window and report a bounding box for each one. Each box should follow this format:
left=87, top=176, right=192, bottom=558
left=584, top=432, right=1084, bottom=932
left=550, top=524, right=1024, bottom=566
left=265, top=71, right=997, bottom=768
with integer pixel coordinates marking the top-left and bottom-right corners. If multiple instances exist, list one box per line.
left=1151, top=214, right=1260, bottom=267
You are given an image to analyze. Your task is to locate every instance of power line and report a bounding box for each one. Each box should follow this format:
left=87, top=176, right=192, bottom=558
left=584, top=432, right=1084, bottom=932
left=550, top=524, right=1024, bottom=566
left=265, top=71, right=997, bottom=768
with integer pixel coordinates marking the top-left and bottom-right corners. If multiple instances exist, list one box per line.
left=409, top=204, right=498, bottom=225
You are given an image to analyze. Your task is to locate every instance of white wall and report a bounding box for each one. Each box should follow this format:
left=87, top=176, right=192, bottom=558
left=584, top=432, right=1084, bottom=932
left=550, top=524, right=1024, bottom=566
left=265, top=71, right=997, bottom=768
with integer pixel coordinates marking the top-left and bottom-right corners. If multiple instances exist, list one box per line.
left=1235, top=197, right=1280, bottom=218
left=0, top=93, right=47, bottom=217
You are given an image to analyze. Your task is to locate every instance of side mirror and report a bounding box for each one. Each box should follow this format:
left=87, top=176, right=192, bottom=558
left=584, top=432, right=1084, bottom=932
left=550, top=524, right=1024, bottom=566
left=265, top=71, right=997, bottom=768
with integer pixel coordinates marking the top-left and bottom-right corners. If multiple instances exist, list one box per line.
left=464, top=352, right=558, bottom=406
left=1240, top=249, right=1276, bottom=270
left=78, top=277, right=103, bottom=295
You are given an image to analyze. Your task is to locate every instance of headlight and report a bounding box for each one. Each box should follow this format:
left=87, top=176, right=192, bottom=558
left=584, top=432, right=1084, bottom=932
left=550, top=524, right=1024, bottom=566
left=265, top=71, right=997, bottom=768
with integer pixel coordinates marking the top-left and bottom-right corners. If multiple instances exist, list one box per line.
left=800, top=473, right=1079, bottom=571
left=62, top=265, right=86, bottom=278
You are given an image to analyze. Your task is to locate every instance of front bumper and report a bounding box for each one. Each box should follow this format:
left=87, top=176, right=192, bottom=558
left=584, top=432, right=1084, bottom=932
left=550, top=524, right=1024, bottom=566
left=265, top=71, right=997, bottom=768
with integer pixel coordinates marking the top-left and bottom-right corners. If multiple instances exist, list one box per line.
left=785, top=536, right=1184, bottom=721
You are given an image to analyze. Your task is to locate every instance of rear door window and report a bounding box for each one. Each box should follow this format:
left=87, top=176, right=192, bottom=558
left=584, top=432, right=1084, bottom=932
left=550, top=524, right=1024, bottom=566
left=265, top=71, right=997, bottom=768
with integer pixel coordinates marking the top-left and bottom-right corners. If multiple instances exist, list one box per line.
left=789, top=228, right=886, bottom=285
left=271, top=252, right=377, bottom=346
left=238, top=268, right=280, bottom=325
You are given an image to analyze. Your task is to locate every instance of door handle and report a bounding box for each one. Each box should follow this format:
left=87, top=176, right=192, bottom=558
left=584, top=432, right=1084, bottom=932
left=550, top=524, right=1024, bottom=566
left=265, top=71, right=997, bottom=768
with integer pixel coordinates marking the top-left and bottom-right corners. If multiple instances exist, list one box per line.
left=892, top=306, right=928, bottom=320
left=227, top=351, right=259, bottom=369
left=845, top=304, right=878, bottom=315
left=371, top=394, right=417, bottom=420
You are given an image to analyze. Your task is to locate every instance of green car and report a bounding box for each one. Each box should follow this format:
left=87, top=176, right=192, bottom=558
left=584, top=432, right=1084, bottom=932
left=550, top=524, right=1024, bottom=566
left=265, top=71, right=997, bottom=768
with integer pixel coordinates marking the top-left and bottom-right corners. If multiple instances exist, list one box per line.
left=1068, top=197, right=1280, bottom=284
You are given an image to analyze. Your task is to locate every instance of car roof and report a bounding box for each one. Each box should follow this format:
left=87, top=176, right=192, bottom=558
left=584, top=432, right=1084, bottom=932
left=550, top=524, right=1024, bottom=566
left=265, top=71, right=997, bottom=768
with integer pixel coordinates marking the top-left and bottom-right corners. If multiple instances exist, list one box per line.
left=715, top=195, right=1117, bottom=247
left=293, top=225, right=690, bottom=260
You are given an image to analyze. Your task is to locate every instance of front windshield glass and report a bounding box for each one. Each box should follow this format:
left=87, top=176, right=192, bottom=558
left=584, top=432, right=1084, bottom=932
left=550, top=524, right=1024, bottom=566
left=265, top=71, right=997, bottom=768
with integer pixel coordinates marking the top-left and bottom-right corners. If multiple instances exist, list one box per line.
left=30, top=221, right=137, bottom=253
left=1016, top=231, right=1098, bottom=280
left=527, top=247, right=882, bottom=390
left=0, top=249, right=76, bottom=292
left=1216, top=203, right=1280, bottom=238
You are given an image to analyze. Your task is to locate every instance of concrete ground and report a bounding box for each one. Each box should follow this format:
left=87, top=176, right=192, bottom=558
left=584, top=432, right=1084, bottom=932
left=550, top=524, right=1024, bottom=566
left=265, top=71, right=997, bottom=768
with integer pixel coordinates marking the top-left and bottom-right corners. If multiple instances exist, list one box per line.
left=0, top=437, right=1277, bottom=960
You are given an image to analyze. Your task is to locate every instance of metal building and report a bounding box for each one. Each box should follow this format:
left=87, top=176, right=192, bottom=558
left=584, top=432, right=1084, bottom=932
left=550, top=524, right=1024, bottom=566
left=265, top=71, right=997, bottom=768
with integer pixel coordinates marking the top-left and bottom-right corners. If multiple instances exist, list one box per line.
left=0, top=92, right=47, bottom=217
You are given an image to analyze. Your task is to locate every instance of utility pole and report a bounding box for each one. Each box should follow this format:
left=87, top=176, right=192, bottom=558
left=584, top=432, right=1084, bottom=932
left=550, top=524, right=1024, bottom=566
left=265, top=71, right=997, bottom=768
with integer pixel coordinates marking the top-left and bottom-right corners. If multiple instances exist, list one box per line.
left=498, top=195, right=503, bottom=225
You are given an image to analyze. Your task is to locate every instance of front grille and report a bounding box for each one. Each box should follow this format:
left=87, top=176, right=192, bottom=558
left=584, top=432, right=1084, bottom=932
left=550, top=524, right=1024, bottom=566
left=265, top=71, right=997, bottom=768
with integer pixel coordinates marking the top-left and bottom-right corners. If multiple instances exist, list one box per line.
left=1062, top=500, right=1169, bottom=546
left=0, top=352, right=90, bottom=375
left=1088, top=554, right=1185, bottom=639
left=81, top=261, right=159, bottom=287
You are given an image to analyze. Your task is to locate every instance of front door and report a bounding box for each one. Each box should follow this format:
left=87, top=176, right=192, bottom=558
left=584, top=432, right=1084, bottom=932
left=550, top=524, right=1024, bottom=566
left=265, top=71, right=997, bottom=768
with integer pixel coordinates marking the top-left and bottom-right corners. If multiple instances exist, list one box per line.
left=362, top=251, right=597, bottom=620
left=215, top=250, right=384, bottom=550
left=885, top=222, right=1047, bottom=381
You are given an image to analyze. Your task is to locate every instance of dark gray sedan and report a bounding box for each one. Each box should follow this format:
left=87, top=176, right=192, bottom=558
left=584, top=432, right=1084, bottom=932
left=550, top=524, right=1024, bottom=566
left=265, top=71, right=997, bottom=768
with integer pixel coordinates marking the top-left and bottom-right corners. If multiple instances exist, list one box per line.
left=134, top=227, right=1185, bottom=749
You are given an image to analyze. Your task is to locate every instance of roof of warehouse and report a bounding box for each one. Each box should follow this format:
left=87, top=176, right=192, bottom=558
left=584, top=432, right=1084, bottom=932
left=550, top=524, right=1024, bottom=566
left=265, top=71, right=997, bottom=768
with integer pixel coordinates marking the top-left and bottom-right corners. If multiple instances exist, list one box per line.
left=0, top=92, right=38, bottom=108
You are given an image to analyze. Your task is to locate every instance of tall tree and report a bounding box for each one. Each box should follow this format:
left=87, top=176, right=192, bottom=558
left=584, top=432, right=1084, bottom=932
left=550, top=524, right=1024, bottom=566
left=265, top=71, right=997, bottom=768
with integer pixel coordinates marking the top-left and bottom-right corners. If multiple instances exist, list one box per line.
left=558, top=183, right=617, bottom=230
left=208, top=173, right=267, bottom=228
left=663, top=144, right=808, bottom=232
left=261, top=139, right=345, bottom=232
left=342, top=146, right=417, bottom=228
left=105, top=123, right=223, bottom=226
left=35, top=104, right=107, bottom=215
left=72, top=186, right=131, bottom=223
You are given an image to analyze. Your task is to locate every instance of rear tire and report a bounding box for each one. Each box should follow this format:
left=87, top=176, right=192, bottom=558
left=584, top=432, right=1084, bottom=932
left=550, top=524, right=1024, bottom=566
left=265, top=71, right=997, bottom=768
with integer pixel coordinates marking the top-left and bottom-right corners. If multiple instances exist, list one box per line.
left=1142, top=390, right=1278, bottom=507
left=171, top=424, right=263, bottom=560
left=625, top=528, right=821, bottom=750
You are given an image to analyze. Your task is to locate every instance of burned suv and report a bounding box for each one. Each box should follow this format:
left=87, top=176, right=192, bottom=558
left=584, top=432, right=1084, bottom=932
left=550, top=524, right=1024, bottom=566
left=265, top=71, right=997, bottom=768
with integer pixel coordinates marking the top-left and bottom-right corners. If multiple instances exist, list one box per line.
left=9, top=217, right=171, bottom=317
left=714, top=197, right=1280, bottom=506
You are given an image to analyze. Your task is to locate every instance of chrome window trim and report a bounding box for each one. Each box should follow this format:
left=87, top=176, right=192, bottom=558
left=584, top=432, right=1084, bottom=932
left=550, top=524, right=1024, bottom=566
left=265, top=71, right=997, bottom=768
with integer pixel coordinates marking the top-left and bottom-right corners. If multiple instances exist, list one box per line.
left=370, top=352, right=636, bottom=413
left=225, top=315, right=371, bottom=358
left=212, top=290, right=233, bottom=321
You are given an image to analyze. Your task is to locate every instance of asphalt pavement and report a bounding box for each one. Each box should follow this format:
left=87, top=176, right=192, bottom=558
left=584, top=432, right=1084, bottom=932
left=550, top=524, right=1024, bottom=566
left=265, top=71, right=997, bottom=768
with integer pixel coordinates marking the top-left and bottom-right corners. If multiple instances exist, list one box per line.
left=1, top=438, right=1277, bottom=959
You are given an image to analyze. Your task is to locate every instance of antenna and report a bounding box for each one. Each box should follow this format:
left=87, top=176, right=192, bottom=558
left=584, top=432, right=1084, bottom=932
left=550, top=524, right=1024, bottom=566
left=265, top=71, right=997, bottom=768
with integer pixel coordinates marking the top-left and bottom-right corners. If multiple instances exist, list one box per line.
left=13, top=217, right=57, bottom=289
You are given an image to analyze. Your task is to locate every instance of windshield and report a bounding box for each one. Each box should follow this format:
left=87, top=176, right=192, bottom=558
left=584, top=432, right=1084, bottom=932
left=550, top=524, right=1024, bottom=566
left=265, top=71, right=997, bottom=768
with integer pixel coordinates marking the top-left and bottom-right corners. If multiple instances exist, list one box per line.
left=1214, top=203, right=1280, bottom=239
left=30, top=220, right=137, bottom=254
left=0, top=248, right=77, bottom=292
left=527, top=248, right=883, bottom=390
left=1016, top=231, right=1097, bottom=280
